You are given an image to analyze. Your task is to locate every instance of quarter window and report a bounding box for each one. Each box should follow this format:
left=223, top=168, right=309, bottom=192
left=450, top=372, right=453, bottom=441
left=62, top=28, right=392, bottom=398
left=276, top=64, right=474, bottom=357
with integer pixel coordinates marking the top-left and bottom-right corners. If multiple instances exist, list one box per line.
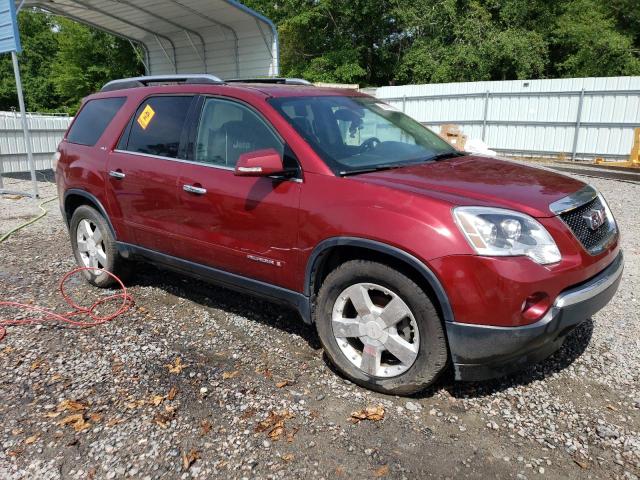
left=67, top=97, right=126, bottom=146
left=194, top=98, right=283, bottom=167
left=124, top=96, right=193, bottom=159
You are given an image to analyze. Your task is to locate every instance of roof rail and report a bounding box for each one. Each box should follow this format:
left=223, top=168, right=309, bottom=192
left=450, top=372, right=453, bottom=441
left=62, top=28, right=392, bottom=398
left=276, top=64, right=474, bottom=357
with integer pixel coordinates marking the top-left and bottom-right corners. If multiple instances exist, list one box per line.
left=225, top=77, right=313, bottom=86
left=101, top=74, right=224, bottom=92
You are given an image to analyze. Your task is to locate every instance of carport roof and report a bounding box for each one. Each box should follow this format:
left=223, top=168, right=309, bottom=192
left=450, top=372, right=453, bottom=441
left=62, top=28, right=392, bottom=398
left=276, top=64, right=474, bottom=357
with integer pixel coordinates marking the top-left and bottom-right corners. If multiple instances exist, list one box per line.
left=18, top=0, right=279, bottom=79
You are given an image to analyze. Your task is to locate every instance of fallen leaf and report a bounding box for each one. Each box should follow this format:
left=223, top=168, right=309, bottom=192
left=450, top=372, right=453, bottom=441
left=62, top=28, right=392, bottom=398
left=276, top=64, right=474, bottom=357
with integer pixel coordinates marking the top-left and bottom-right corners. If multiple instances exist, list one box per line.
left=57, top=399, right=87, bottom=413
left=153, top=405, right=176, bottom=428
left=150, top=395, right=164, bottom=406
left=50, top=374, right=62, bottom=383
left=201, top=420, right=212, bottom=434
left=374, top=465, right=389, bottom=477
left=335, top=466, right=346, bottom=476
left=268, top=421, right=285, bottom=441
left=59, top=414, right=91, bottom=432
left=24, top=435, right=38, bottom=445
left=166, top=357, right=186, bottom=374
left=106, top=418, right=125, bottom=427
left=573, top=459, right=589, bottom=469
left=286, top=426, right=299, bottom=443
left=7, top=448, right=23, bottom=457
left=167, top=387, right=178, bottom=401
left=275, top=380, right=290, bottom=388
left=350, top=405, right=385, bottom=423
left=606, top=404, right=618, bottom=411
left=282, top=453, right=294, bottom=462
left=30, top=360, right=43, bottom=371
left=255, top=410, right=295, bottom=433
left=89, top=413, right=103, bottom=423
left=222, top=370, right=239, bottom=380
left=182, top=449, right=200, bottom=471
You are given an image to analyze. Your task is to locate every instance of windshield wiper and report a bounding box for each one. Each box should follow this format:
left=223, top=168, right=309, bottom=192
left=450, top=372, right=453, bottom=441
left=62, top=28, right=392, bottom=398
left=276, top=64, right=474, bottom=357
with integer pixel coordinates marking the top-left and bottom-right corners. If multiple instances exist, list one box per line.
left=339, top=163, right=409, bottom=176
left=421, top=151, right=465, bottom=162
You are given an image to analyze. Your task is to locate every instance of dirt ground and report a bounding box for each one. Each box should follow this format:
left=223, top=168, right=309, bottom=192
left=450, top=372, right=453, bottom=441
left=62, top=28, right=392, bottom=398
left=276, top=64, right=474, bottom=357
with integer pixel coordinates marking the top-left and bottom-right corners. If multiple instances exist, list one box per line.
left=0, top=169, right=638, bottom=480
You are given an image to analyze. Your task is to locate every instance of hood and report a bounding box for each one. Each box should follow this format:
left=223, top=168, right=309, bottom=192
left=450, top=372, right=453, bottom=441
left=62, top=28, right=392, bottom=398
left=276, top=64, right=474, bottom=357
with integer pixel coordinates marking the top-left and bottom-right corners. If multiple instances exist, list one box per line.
left=352, top=155, right=586, bottom=218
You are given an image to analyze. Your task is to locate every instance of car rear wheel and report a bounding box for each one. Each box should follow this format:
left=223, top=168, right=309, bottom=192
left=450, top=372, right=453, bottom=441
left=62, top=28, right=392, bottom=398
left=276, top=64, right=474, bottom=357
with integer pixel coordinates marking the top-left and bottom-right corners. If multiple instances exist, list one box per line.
left=314, top=260, right=448, bottom=395
left=69, top=205, right=130, bottom=287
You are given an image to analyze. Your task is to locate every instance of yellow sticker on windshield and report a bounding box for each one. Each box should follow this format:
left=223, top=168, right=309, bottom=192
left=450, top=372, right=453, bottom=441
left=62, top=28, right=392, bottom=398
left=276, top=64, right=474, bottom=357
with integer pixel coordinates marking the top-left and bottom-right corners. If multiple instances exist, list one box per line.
left=137, top=104, right=155, bottom=130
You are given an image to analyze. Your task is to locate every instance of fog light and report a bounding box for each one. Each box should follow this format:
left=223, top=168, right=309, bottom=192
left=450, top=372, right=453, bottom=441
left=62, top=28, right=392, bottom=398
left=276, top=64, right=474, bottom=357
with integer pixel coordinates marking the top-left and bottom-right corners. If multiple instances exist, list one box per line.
left=521, top=292, right=551, bottom=322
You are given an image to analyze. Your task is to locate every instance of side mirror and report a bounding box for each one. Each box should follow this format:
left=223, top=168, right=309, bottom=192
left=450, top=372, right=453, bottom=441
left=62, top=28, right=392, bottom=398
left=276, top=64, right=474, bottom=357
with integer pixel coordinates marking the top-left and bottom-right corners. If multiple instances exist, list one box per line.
left=234, top=148, right=285, bottom=177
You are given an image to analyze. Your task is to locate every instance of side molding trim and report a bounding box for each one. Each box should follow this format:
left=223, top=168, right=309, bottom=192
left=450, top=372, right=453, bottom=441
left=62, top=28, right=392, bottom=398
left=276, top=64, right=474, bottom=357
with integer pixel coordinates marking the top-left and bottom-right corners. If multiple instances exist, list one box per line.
left=116, top=242, right=312, bottom=323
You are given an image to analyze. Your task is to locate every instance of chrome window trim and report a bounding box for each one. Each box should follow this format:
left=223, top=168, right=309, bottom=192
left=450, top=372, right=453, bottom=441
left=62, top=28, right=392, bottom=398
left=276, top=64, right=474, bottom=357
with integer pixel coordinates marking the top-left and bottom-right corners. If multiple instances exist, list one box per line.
left=549, top=185, right=598, bottom=215
left=112, top=149, right=304, bottom=183
left=113, top=149, right=235, bottom=171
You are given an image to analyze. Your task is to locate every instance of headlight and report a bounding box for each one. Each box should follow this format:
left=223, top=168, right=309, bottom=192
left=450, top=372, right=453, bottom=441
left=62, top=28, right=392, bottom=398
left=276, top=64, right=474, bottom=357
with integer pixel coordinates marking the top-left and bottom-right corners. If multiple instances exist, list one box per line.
left=453, top=207, right=561, bottom=265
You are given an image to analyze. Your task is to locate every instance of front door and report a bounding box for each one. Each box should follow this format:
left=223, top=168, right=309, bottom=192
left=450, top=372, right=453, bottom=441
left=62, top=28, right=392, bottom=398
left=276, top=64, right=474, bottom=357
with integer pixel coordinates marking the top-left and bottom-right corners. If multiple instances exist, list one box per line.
left=173, top=97, right=302, bottom=290
left=105, top=95, right=195, bottom=256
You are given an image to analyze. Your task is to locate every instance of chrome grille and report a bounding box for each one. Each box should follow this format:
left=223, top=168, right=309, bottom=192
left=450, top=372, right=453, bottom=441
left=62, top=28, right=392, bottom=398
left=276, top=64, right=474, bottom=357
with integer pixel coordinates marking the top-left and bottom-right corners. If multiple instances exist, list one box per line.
left=559, top=196, right=616, bottom=254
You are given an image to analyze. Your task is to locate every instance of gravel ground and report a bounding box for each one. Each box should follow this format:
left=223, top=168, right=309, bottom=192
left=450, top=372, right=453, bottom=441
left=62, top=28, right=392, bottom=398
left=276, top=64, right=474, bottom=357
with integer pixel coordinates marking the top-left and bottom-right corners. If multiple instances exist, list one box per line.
left=0, top=168, right=638, bottom=480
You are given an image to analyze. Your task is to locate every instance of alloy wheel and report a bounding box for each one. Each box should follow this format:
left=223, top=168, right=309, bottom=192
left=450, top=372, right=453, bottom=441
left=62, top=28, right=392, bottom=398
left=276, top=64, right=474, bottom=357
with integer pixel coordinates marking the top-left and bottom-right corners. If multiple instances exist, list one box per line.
left=331, top=282, right=420, bottom=377
left=76, top=219, right=107, bottom=269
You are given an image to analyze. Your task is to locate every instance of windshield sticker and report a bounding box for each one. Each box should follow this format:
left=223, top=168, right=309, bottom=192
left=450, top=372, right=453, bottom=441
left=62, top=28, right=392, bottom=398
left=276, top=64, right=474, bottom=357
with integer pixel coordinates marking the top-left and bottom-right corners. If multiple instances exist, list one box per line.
left=376, top=102, right=400, bottom=112
left=137, top=104, right=155, bottom=130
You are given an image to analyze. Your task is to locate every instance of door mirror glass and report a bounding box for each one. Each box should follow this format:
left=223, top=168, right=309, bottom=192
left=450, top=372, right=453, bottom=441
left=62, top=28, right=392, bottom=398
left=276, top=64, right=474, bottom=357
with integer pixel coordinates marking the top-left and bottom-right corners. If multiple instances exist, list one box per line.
left=234, top=148, right=285, bottom=177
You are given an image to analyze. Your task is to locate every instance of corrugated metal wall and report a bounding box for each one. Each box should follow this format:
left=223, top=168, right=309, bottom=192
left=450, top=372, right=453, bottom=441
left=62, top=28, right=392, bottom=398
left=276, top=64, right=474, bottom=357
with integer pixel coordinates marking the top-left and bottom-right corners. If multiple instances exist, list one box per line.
left=0, top=112, right=72, bottom=173
left=375, top=76, right=640, bottom=160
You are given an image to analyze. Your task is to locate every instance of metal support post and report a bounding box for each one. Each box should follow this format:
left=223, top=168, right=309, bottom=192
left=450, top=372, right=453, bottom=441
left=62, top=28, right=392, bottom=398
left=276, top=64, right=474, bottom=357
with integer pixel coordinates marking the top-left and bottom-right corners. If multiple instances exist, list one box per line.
left=571, top=89, right=585, bottom=161
left=11, top=51, right=38, bottom=198
left=481, top=90, right=490, bottom=141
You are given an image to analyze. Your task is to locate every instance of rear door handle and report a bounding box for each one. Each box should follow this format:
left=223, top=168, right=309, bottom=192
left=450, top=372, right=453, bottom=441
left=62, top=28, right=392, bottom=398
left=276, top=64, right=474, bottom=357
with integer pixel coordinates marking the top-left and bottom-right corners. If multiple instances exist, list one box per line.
left=183, top=184, right=207, bottom=195
left=109, top=170, right=125, bottom=179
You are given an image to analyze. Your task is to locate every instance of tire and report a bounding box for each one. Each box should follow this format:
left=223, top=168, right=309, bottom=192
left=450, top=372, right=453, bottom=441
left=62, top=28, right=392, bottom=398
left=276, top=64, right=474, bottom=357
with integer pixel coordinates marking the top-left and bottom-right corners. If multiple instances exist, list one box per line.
left=69, top=205, right=130, bottom=288
left=314, top=260, right=448, bottom=395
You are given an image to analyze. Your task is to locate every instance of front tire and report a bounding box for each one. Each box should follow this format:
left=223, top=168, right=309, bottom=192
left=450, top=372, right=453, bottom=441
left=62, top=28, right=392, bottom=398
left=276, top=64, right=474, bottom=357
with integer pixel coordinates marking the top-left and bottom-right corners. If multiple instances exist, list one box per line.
left=69, top=205, right=129, bottom=287
left=314, top=260, right=448, bottom=395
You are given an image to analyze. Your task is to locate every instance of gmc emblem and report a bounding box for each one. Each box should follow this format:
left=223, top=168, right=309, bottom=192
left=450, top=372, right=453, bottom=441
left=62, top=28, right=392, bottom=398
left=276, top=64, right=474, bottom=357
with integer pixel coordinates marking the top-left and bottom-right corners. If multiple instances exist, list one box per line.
left=583, top=208, right=606, bottom=230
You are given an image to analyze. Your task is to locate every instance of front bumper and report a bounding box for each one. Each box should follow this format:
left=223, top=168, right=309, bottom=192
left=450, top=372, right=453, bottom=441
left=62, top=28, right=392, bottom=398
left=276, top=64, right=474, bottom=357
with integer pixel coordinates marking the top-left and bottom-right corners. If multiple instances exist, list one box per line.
left=446, top=251, right=624, bottom=381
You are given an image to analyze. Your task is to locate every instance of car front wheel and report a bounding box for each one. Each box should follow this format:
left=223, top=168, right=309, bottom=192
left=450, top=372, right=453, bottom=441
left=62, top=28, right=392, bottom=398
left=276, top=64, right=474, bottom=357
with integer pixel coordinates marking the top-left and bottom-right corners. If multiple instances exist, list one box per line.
left=314, top=260, right=448, bottom=395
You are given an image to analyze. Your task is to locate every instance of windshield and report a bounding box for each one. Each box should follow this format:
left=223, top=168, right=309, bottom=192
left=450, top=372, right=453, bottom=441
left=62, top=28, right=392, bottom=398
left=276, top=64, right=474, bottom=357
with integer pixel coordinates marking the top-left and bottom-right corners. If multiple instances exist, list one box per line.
left=268, top=95, right=457, bottom=174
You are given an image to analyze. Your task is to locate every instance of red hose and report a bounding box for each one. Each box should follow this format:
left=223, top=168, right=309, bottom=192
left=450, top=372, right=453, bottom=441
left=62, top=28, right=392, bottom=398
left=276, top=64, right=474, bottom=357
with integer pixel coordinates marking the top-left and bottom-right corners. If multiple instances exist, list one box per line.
left=0, top=267, right=133, bottom=343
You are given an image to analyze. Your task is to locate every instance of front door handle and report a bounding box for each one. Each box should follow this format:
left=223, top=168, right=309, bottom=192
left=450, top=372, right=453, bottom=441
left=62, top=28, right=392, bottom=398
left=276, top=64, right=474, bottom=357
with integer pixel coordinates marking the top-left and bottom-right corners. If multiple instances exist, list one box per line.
left=183, top=184, right=207, bottom=195
left=109, top=170, right=126, bottom=179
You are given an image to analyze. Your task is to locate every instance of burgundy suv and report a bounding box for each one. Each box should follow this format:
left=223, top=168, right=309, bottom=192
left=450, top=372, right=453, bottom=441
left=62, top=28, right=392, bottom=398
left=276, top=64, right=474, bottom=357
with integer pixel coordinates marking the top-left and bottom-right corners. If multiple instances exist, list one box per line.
left=55, top=75, right=623, bottom=394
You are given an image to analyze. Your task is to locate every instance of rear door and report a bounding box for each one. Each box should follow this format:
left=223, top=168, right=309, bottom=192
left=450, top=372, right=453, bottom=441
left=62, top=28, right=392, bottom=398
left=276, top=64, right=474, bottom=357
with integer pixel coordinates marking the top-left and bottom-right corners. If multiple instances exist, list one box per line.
left=172, top=96, right=302, bottom=290
left=105, top=95, right=195, bottom=255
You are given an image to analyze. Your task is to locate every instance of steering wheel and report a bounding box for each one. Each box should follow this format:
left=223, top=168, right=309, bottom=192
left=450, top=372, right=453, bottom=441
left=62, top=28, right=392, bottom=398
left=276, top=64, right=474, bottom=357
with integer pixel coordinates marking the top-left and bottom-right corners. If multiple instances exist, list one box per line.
left=360, top=137, right=381, bottom=152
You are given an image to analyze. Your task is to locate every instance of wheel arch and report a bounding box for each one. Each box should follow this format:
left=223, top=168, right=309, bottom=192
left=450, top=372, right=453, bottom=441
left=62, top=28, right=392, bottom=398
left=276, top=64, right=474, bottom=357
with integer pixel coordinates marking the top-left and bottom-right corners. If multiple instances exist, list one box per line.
left=63, top=189, right=117, bottom=239
left=305, top=237, right=454, bottom=324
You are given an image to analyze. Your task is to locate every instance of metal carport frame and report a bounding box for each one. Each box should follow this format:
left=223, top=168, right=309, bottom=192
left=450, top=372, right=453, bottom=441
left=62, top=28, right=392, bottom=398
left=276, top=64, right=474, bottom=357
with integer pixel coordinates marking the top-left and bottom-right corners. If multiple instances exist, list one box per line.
left=18, top=0, right=279, bottom=78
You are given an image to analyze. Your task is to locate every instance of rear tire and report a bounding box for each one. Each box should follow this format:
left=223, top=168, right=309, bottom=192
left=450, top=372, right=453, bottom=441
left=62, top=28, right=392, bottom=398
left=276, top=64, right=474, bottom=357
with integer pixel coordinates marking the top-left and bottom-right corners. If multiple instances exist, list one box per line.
left=69, top=205, right=130, bottom=287
left=314, top=260, right=448, bottom=395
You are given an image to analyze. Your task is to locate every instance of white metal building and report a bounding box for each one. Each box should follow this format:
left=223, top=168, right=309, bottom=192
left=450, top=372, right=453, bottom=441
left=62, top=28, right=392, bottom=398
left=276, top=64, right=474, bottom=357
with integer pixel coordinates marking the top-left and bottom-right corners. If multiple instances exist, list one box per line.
left=376, top=76, right=640, bottom=160
left=20, top=0, right=279, bottom=78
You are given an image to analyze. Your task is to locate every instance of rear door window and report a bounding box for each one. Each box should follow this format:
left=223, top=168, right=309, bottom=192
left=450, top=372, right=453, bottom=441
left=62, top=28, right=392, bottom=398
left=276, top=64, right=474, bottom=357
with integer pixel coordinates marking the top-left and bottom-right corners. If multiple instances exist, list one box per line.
left=123, top=96, right=194, bottom=159
left=66, top=97, right=126, bottom=146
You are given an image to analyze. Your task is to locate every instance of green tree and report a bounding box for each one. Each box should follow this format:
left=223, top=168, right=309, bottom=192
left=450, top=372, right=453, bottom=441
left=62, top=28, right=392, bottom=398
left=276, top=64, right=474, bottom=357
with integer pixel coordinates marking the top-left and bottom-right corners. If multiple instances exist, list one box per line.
left=0, top=10, right=60, bottom=112
left=550, top=0, right=640, bottom=77
left=245, top=0, right=403, bottom=85
left=51, top=17, right=143, bottom=113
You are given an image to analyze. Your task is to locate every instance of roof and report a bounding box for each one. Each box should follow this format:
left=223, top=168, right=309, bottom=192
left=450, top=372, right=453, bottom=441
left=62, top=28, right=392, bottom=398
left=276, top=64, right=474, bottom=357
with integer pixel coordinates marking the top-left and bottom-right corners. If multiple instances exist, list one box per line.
left=20, top=0, right=279, bottom=78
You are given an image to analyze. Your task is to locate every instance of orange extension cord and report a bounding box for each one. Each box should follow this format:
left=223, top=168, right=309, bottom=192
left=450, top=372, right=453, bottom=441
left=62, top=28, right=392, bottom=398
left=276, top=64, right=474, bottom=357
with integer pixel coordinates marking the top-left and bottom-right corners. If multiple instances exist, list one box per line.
left=0, top=267, right=133, bottom=343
